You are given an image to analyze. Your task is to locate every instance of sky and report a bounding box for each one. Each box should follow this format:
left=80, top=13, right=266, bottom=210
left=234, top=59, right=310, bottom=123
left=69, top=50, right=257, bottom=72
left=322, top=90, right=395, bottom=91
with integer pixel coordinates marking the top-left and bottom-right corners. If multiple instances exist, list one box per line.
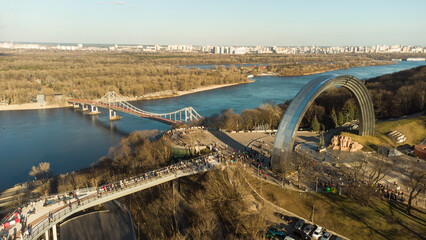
left=0, top=0, right=425, bottom=46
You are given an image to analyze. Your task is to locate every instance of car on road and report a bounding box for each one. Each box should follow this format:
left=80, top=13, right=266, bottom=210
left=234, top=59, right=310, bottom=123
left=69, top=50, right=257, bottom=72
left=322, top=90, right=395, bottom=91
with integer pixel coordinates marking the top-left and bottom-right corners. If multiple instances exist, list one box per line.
left=295, top=219, right=305, bottom=230
left=303, top=224, right=315, bottom=235
left=312, top=226, right=323, bottom=239
left=320, top=232, right=331, bottom=240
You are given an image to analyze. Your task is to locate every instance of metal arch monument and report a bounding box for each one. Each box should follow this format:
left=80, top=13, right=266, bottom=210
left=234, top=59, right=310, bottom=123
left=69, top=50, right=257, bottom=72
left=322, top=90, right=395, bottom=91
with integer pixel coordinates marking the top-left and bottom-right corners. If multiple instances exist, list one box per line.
left=271, top=74, right=375, bottom=169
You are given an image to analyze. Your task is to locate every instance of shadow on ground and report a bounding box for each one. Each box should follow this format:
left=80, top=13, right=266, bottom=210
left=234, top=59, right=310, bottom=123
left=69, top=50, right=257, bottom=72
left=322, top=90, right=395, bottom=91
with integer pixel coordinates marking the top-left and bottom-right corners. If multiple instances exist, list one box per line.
left=60, top=201, right=135, bottom=240
left=323, top=193, right=425, bottom=240
left=208, top=130, right=248, bottom=151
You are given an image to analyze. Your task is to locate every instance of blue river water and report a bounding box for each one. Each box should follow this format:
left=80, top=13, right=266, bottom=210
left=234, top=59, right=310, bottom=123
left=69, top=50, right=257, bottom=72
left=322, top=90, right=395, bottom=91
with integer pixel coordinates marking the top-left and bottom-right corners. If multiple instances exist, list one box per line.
left=0, top=61, right=424, bottom=190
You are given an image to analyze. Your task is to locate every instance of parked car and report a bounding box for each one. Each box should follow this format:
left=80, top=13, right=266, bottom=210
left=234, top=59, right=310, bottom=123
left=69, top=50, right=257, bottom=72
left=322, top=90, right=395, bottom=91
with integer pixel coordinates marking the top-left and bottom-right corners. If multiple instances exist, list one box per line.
left=320, top=232, right=331, bottom=240
left=293, top=229, right=311, bottom=240
left=266, top=227, right=284, bottom=239
left=295, top=219, right=305, bottom=230
left=312, top=226, right=323, bottom=239
left=285, top=216, right=299, bottom=223
left=276, top=223, right=286, bottom=230
left=303, top=224, right=314, bottom=235
left=334, top=237, right=344, bottom=240
left=273, top=212, right=285, bottom=219
left=284, top=236, right=296, bottom=240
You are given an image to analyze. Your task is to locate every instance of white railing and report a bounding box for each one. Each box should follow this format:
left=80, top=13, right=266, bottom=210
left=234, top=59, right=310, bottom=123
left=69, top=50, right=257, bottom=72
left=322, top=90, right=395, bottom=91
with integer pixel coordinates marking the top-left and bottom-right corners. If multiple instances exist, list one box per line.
left=22, top=156, right=217, bottom=240
left=94, top=91, right=202, bottom=123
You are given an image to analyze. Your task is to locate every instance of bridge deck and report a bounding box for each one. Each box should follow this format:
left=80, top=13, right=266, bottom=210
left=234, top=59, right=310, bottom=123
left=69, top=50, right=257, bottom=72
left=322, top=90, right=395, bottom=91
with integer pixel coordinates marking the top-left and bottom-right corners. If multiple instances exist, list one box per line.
left=1, top=157, right=219, bottom=240
left=68, top=99, right=177, bottom=125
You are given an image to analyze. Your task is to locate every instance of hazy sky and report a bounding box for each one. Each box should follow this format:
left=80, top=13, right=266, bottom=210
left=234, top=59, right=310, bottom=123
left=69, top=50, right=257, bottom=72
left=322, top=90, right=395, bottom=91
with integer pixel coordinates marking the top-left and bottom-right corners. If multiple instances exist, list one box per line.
left=1, top=0, right=425, bottom=46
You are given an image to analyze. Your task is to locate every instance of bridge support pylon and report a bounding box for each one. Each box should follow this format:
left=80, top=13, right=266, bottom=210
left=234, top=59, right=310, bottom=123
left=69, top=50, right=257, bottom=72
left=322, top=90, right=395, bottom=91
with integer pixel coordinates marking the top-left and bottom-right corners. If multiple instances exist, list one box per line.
left=72, top=103, right=80, bottom=109
left=52, top=224, right=58, bottom=240
left=87, top=105, right=101, bottom=115
left=109, top=109, right=121, bottom=121
left=81, top=104, right=88, bottom=112
left=45, top=228, right=49, bottom=240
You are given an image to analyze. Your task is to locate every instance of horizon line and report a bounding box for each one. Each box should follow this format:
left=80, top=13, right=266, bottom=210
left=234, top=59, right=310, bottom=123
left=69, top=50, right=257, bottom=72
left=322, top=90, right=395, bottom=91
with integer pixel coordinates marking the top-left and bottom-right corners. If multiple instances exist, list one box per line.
left=1, top=40, right=425, bottom=48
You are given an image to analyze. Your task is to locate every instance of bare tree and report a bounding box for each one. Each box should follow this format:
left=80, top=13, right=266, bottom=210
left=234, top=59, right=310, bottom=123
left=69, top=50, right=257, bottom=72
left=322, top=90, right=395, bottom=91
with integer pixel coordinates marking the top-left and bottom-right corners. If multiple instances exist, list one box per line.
left=29, top=162, right=52, bottom=183
left=292, top=151, right=314, bottom=189
left=344, top=153, right=392, bottom=205
left=368, top=155, right=392, bottom=186
left=404, top=169, right=425, bottom=215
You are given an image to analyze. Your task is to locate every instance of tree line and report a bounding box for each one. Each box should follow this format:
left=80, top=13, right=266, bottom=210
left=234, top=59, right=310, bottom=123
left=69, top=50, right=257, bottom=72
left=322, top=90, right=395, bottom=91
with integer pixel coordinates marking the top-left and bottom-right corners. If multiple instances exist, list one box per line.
left=0, top=51, right=247, bottom=104
left=366, top=65, right=426, bottom=118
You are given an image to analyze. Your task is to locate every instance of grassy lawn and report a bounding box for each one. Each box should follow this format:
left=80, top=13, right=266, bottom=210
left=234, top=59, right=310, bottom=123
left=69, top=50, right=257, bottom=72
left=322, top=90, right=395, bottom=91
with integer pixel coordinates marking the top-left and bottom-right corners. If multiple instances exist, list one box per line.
left=341, top=115, right=426, bottom=151
left=246, top=174, right=426, bottom=240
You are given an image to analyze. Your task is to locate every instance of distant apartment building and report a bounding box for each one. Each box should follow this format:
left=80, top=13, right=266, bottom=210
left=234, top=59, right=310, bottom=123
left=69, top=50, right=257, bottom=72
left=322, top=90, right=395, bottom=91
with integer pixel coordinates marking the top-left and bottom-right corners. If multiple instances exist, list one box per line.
left=36, top=95, right=45, bottom=106
left=0, top=41, right=424, bottom=54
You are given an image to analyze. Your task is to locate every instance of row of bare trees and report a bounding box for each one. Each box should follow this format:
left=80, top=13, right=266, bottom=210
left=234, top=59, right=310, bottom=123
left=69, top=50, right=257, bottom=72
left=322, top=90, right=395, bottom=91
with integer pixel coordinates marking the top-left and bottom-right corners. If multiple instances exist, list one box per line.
left=28, top=130, right=172, bottom=195
left=119, top=165, right=266, bottom=239
left=203, top=102, right=288, bottom=131
left=279, top=151, right=425, bottom=214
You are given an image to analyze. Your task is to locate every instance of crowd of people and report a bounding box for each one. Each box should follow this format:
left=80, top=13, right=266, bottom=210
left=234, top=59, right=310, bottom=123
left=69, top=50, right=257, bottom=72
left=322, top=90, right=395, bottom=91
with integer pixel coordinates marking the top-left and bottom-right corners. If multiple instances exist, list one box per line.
left=376, top=182, right=406, bottom=201
left=2, top=143, right=416, bottom=240
left=0, top=155, right=217, bottom=240
left=213, top=145, right=413, bottom=208
left=96, top=155, right=216, bottom=198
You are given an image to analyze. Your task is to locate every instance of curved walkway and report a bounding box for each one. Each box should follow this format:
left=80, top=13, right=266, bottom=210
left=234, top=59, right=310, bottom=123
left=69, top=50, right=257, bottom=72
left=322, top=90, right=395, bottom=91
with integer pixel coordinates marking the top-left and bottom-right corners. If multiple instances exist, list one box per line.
left=1, top=156, right=219, bottom=240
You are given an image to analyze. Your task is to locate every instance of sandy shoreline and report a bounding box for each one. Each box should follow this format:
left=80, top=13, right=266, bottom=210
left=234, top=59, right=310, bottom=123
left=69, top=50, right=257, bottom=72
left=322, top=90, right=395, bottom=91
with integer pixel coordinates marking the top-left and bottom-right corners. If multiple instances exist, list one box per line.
left=0, top=103, right=72, bottom=111
left=0, top=81, right=252, bottom=111
left=126, top=81, right=253, bottom=102
left=177, top=81, right=251, bottom=97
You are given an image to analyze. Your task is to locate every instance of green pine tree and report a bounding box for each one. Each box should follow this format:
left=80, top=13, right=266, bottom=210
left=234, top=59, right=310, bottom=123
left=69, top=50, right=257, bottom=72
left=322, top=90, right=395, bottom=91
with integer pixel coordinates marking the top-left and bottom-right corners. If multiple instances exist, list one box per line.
left=337, top=111, right=344, bottom=126
left=342, top=101, right=355, bottom=123
left=310, top=115, right=320, bottom=132
left=318, top=132, right=325, bottom=150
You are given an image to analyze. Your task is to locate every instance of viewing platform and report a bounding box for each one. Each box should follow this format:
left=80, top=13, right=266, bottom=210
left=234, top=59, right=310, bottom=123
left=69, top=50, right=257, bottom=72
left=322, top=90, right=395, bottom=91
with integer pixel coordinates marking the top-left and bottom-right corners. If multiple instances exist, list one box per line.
left=0, top=155, right=219, bottom=240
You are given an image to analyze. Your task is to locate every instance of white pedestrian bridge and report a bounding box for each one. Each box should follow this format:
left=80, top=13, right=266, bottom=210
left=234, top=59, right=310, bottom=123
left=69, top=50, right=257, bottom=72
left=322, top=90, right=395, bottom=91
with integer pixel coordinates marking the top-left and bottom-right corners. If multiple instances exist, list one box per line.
left=1, top=156, right=219, bottom=240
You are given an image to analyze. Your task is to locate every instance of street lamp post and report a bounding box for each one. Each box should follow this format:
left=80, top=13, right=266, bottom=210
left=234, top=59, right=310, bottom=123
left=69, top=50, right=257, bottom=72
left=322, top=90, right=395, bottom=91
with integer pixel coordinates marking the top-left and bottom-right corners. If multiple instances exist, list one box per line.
left=315, top=177, right=318, bottom=193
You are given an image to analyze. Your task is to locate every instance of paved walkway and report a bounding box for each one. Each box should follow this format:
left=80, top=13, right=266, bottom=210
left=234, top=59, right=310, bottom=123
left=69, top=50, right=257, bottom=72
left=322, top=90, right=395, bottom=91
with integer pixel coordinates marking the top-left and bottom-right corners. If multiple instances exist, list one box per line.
left=0, top=156, right=219, bottom=240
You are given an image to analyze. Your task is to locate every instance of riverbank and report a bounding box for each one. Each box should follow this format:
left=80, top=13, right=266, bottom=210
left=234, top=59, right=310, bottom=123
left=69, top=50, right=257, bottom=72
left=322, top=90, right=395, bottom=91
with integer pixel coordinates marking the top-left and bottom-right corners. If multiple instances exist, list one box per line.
left=124, top=80, right=253, bottom=102
left=271, top=60, right=396, bottom=77
left=0, top=103, right=72, bottom=111
left=177, top=80, right=253, bottom=97
left=0, top=81, right=253, bottom=111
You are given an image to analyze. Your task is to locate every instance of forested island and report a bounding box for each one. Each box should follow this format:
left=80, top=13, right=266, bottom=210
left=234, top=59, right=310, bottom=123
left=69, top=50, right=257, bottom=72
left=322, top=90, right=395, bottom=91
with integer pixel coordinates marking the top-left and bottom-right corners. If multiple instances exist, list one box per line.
left=1, top=51, right=417, bottom=106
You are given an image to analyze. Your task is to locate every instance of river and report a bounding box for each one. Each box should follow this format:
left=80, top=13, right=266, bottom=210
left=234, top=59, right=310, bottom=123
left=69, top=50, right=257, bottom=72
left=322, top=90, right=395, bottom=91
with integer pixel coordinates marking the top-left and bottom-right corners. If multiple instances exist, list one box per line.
left=0, top=61, right=424, bottom=190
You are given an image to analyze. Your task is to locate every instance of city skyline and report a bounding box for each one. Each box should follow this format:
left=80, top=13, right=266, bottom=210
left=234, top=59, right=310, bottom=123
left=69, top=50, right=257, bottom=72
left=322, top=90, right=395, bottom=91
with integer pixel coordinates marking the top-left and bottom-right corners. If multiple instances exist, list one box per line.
left=2, top=41, right=425, bottom=55
left=1, top=0, right=426, bottom=46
